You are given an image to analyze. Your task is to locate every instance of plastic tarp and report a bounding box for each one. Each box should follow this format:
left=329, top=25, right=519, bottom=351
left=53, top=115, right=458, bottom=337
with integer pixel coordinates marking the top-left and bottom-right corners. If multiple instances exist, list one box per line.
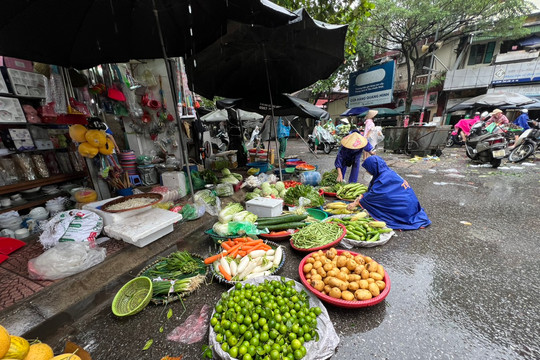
left=210, top=276, right=340, bottom=360
left=340, top=106, right=369, bottom=116
left=201, top=109, right=263, bottom=122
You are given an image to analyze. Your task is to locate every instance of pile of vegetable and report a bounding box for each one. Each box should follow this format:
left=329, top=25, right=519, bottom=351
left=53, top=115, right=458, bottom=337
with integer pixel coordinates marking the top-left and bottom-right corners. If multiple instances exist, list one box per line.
left=215, top=183, right=234, bottom=197
left=220, top=169, right=243, bottom=185
left=142, top=251, right=207, bottom=297
left=256, top=214, right=308, bottom=232
left=210, top=279, right=321, bottom=359
left=213, top=203, right=258, bottom=237
left=302, top=248, right=386, bottom=301
left=242, top=175, right=262, bottom=189
left=320, top=182, right=343, bottom=194
left=336, top=183, right=368, bottom=200
left=204, top=237, right=283, bottom=281
left=195, top=189, right=218, bottom=206
left=284, top=184, right=324, bottom=207
left=200, top=169, right=219, bottom=185
left=323, top=201, right=359, bottom=215
left=320, top=169, right=338, bottom=187
left=291, top=222, right=343, bottom=249
left=283, top=180, right=302, bottom=189
left=245, top=181, right=286, bottom=201
left=327, top=216, right=393, bottom=242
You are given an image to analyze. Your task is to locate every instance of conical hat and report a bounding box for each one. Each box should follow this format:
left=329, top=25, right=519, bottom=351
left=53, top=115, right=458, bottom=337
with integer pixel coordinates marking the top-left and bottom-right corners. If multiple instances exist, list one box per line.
left=365, top=110, right=378, bottom=119
left=341, top=132, right=368, bottom=149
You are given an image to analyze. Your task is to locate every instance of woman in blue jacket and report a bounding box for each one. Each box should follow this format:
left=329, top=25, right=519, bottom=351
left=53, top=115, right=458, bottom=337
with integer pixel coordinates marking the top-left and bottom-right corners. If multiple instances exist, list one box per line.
left=335, top=130, right=375, bottom=183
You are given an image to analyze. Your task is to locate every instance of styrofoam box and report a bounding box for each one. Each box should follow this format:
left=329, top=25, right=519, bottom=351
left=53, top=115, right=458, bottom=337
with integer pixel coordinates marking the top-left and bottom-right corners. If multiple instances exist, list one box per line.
left=104, top=208, right=182, bottom=247
left=246, top=198, right=283, bottom=218
left=161, top=171, right=187, bottom=197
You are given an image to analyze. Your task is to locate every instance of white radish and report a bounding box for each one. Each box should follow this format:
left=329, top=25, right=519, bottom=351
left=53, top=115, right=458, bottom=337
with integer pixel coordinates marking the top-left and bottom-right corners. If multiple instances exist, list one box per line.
left=266, top=249, right=275, bottom=256
left=273, top=247, right=283, bottom=266
left=236, top=256, right=250, bottom=274
left=245, top=270, right=271, bottom=280
left=252, top=262, right=274, bottom=274
left=220, top=257, right=231, bottom=276
left=238, top=259, right=261, bottom=280
left=213, top=261, right=220, bottom=273
left=229, top=261, right=237, bottom=277
left=249, top=250, right=266, bottom=258
left=265, top=255, right=274, bottom=262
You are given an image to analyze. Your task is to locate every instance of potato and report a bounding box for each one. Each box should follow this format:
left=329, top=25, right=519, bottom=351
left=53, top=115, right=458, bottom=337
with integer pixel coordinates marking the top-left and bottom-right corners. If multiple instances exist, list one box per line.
left=370, top=272, right=383, bottom=281
left=367, top=278, right=375, bottom=284
left=310, top=269, right=317, bottom=276
left=303, top=263, right=313, bottom=273
left=311, top=274, right=322, bottom=282
left=336, top=271, right=348, bottom=281
left=328, top=277, right=345, bottom=288
left=316, top=250, right=324, bottom=256
left=338, top=281, right=349, bottom=292
left=341, top=251, right=352, bottom=258
left=348, top=274, right=361, bottom=282
left=311, top=279, right=325, bottom=291
left=364, top=256, right=373, bottom=263
left=354, top=289, right=372, bottom=300
left=306, top=273, right=312, bottom=279
left=340, top=267, right=350, bottom=275
left=329, top=287, right=342, bottom=299
left=346, top=259, right=358, bottom=271
left=327, top=269, right=339, bottom=278
left=348, top=282, right=359, bottom=291
left=375, top=280, right=386, bottom=291
left=336, top=256, right=348, bottom=268
left=354, top=255, right=365, bottom=265
left=317, top=267, right=326, bottom=277
left=341, top=290, right=355, bottom=301
left=358, top=279, right=369, bottom=289
left=323, top=276, right=333, bottom=285
left=324, top=285, right=332, bottom=294
left=377, top=264, right=385, bottom=277
left=306, top=257, right=315, bottom=264
left=366, top=261, right=379, bottom=273
left=313, top=260, right=322, bottom=269
left=354, top=265, right=365, bottom=275
left=325, top=248, right=337, bottom=260
left=368, top=283, right=380, bottom=297
left=360, top=269, right=369, bottom=279
left=323, top=263, right=334, bottom=272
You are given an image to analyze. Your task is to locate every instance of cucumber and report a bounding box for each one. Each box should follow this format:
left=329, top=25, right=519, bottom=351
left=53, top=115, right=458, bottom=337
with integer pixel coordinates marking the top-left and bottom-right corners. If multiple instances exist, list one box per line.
left=256, top=214, right=308, bottom=225
left=257, top=222, right=307, bottom=231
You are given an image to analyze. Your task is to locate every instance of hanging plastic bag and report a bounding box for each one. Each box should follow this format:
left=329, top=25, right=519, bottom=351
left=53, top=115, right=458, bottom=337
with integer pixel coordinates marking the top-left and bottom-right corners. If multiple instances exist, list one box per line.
left=28, top=242, right=106, bottom=280
left=167, top=304, right=211, bottom=344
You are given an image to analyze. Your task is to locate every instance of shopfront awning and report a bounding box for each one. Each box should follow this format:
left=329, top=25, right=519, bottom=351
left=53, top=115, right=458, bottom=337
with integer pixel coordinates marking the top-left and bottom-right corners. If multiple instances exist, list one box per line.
left=519, top=35, right=540, bottom=47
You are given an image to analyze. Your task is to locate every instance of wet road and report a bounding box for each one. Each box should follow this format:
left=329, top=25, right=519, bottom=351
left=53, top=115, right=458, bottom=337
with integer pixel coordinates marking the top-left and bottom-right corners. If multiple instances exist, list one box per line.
left=41, top=139, right=540, bottom=359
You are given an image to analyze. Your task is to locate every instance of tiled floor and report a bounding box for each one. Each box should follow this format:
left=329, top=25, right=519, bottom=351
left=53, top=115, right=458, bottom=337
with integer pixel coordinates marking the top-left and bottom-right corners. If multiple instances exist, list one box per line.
left=0, top=238, right=127, bottom=311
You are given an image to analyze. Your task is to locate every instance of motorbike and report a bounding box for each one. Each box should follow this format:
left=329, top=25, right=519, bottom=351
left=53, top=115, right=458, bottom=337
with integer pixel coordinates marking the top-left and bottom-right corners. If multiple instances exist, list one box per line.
left=211, top=128, right=229, bottom=153
left=465, top=121, right=508, bottom=168
left=308, top=134, right=336, bottom=154
left=446, top=130, right=464, bottom=147
left=508, top=120, right=540, bottom=163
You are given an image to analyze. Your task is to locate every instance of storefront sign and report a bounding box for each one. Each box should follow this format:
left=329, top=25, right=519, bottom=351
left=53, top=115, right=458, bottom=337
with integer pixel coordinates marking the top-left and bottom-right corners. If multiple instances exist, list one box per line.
left=487, top=84, right=540, bottom=97
left=348, top=61, right=395, bottom=107
left=492, top=62, right=539, bottom=84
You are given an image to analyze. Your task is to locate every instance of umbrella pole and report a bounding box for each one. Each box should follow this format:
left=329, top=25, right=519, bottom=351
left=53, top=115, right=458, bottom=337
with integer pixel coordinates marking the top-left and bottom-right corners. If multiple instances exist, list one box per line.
left=152, top=1, right=195, bottom=203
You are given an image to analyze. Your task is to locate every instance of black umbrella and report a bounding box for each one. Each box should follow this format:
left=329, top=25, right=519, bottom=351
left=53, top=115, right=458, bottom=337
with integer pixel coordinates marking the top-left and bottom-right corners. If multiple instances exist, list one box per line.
left=0, top=0, right=297, bottom=69
left=187, top=8, right=348, bottom=103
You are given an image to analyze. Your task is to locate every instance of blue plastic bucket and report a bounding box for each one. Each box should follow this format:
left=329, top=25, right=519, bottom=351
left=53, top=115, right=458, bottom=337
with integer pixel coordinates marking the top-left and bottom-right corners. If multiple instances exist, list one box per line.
left=247, top=161, right=269, bottom=173
left=299, top=171, right=321, bottom=186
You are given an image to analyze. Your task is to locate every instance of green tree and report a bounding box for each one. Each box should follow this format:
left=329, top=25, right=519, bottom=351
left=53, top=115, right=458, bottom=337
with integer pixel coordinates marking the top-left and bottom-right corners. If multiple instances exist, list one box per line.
left=364, top=0, right=532, bottom=113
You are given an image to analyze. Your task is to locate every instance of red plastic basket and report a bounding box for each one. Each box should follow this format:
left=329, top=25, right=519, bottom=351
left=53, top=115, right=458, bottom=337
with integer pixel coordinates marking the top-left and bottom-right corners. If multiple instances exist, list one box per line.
left=289, top=223, right=346, bottom=252
left=298, top=249, right=391, bottom=308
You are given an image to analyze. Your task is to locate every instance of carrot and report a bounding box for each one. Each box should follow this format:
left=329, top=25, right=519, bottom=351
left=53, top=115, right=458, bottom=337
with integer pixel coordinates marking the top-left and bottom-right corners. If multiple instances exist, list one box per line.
left=246, top=243, right=266, bottom=253
left=242, top=239, right=263, bottom=247
left=221, top=242, right=232, bottom=251
left=218, top=264, right=232, bottom=281
left=233, top=237, right=250, bottom=242
left=225, top=243, right=243, bottom=256
left=238, top=250, right=247, bottom=257
left=229, top=247, right=240, bottom=258
left=270, top=231, right=289, bottom=236
left=204, top=251, right=226, bottom=265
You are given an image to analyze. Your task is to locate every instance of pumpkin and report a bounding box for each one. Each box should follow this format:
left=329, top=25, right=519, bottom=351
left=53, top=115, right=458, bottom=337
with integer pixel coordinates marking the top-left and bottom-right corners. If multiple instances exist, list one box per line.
left=78, top=142, right=99, bottom=158
left=51, top=354, right=81, bottom=360
left=84, top=130, right=107, bottom=148
left=99, top=138, right=115, bottom=155
left=3, top=336, right=29, bottom=360
left=0, top=325, right=10, bottom=358
left=68, top=124, right=87, bottom=143
left=23, top=343, right=53, bottom=360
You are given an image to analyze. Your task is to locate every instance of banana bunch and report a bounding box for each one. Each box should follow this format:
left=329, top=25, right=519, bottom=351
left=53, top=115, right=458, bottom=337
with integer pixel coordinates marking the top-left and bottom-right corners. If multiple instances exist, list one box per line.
left=336, top=183, right=368, bottom=200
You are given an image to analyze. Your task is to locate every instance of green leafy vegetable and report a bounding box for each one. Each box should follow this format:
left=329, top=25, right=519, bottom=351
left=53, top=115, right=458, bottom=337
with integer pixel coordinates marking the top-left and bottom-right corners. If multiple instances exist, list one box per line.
left=218, top=202, right=244, bottom=223
left=320, top=169, right=338, bottom=187
left=284, top=185, right=324, bottom=207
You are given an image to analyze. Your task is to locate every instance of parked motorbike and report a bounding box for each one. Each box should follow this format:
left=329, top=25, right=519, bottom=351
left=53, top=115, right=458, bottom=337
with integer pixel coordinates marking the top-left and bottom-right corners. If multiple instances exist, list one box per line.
left=465, top=121, right=508, bottom=168
left=211, top=129, right=229, bottom=153
left=508, top=120, right=540, bottom=162
left=446, top=130, right=464, bottom=147
left=308, top=134, right=336, bottom=154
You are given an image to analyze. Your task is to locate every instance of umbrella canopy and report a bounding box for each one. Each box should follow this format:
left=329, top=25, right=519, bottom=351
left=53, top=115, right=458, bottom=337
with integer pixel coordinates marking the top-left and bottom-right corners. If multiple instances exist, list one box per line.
left=217, top=94, right=330, bottom=120
left=201, top=109, right=263, bottom=122
left=187, top=8, right=348, bottom=104
left=394, top=105, right=422, bottom=114
left=358, top=108, right=399, bottom=117
left=500, top=98, right=540, bottom=110
left=340, top=107, right=370, bottom=116
left=447, top=92, right=535, bottom=112
left=0, top=0, right=297, bottom=69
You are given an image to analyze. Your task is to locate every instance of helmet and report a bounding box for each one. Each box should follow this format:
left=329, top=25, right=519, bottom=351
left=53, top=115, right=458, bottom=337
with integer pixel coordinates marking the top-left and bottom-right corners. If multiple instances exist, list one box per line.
left=480, top=111, right=489, bottom=119
left=521, top=109, right=528, bottom=113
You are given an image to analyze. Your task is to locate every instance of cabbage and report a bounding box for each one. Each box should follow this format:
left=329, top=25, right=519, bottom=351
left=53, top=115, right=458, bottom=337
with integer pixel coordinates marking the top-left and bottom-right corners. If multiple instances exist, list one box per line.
left=270, top=188, right=279, bottom=196
left=232, top=173, right=243, bottom=181
left=221, top=175, right=240, bottom=185
left=253, top=188, right=262, bottom=195
left=218, top=203, right=244, bottom=223
left=222, top=168, right=231, bottom=176
left=275, top=181, right=285, bottom=192
left=245, top=192, right=260, bottom=201
left=233, top=210, right=249, bottom=222
left=279, top=189, right=286, bottom=198
left=213, top=222, right=230, bottom=236
left=244, top=212, right=258, bottom=223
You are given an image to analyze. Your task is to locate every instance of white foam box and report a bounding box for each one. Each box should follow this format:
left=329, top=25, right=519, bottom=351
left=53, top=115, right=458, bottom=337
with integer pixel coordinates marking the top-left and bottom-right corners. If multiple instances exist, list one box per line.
left=103, top=208, right=182, bottom=247
left=246, top=197, right=283, bottom=218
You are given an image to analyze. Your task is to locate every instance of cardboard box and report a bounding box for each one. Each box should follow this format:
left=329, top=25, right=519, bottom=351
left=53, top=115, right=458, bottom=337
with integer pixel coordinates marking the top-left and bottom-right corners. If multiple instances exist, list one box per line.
left=0, top=57, right=33, bottom=72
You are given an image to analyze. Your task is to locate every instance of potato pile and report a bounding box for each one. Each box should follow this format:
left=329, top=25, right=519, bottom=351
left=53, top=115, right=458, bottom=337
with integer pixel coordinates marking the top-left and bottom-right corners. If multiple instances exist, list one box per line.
left=302, top=248, right=386, bottom=301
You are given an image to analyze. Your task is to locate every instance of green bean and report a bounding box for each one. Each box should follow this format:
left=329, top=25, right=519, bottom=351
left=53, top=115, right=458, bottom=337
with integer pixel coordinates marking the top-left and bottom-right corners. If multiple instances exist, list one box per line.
left=291, top=222, right=343, bottom=249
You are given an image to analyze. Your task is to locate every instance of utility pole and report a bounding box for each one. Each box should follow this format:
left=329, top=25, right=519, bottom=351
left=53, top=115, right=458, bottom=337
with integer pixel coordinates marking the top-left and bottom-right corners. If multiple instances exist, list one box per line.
left=420, top=26, right=439, bottom=124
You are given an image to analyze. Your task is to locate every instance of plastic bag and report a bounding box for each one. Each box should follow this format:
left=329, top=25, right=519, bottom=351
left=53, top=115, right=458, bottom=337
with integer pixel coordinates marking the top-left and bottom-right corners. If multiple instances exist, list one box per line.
left=210, top=276, right=339, bottom=360
left=39, top=210, right=104, bottom=249
left=215, top=183, right=234, bottom=197
left=228, top=221, right=265, bottom=235
left=28, top=242, right=106, bottom=280
left=186, top=171, right=206, bottom=193
left=194, top=190, right=221, bottom=216
left=180, top=202, right=206, bottom=221
left=167, top=304, right=210, bottom=344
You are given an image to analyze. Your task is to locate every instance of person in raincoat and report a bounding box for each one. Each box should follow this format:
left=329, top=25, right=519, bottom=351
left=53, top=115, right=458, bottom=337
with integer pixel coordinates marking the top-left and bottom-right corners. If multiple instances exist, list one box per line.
left=277, top=117, right=291, bottom=159
left=347, top=156, right=431, bottom=230
left=334, top=130, right=375, bottom=183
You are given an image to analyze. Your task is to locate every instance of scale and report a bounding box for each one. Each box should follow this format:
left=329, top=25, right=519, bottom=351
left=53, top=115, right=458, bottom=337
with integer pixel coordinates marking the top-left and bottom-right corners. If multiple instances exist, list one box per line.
left=83, top=197, right=182, bottom=248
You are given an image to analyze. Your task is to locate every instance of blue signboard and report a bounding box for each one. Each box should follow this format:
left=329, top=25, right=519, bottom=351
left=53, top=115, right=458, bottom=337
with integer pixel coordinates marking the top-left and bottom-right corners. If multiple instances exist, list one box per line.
left=348, top=61, right=396, bottom=108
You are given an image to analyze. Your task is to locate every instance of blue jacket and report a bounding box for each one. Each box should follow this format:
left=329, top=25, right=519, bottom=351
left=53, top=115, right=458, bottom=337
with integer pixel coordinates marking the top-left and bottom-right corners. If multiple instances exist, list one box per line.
left=359, top=156, right=431, bottom=230
left=513, top=113, right=530, bottom=130
left=277, top=118, right=290, bottom=138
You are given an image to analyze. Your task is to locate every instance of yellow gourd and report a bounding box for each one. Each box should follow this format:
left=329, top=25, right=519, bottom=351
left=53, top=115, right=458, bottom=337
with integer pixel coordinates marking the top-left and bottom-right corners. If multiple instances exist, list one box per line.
left=0, top=325, right=10, bottom=358
left=84, top=130, right=106, bottom=148
left=3, top=336, right=29, bottom=359
left=68, top=124, right=87, bottom=143
left=99, top=138, right=115, bottom=155
left=23, top=343, right=54, bottom=360
left=51, top=354, right=81, bottom=360
left=78, top=142, right=99, bottom=158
